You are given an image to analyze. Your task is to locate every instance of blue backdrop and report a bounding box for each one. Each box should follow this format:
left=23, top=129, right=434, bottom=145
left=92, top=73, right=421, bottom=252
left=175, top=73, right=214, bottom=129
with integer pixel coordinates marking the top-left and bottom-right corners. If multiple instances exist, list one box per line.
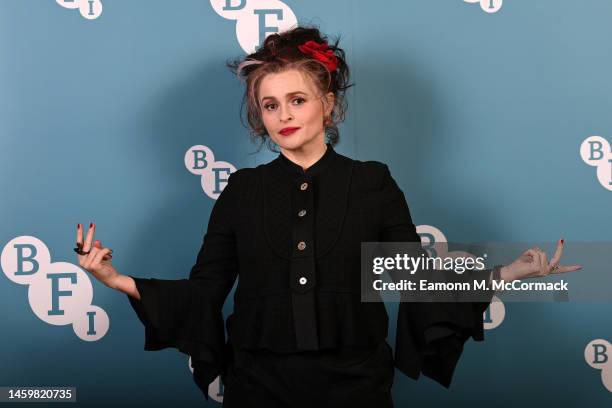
left=1, top=1, right=611, bottom=406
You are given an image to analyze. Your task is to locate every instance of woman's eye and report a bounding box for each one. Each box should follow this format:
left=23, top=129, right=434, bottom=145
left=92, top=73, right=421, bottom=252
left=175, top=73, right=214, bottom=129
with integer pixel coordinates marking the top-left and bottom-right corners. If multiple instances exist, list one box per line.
left=264, top=98, right=304, bottom=111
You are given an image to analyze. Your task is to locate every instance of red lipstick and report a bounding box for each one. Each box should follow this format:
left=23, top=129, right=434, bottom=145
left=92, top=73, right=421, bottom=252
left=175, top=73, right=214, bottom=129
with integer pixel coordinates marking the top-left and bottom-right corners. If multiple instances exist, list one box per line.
left=279, top=127, right=300, bottom=136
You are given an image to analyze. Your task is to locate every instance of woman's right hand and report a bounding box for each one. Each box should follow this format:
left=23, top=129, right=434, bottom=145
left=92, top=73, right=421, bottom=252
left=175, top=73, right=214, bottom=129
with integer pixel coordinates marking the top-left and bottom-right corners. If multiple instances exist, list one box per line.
left=76, top=223, right=119, bottom=288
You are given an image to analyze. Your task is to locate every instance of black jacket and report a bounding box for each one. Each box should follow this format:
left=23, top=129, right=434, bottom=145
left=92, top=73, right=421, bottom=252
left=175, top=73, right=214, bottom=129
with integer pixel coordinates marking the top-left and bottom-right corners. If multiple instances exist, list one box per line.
left=127, top=142, right=494, bottom=398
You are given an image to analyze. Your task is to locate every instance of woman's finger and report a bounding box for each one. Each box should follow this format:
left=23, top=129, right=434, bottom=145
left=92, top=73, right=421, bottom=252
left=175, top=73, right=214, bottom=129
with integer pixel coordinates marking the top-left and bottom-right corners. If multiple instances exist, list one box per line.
left=92, top=248, right=112, bottom=266
left=76, top=223, right=83, bottom=247
left=535, top=248, right=545, bottom=275
left=541, top=249, right=550, bottom=275
left=83, top=222, right=95, bottom=253
left=536, top=247, right=548, bottom=274
left=524, top=249, right=538, bottom=263
left=521, top=248, right=534, bottom=261
left=533, top=247, right=547, bottom=276
left=94, top=240, right=113, bottom=260
left=75, top=223, right=86, bottom=262
left=99, top=241, right=113, bottom=259
left=552, top=264, right=583, bottom=274
left=522, top=249, right=540, bottom=277
left=548, top=238, right=564, bottom=270
left=83, top=245, right=100, bottom=267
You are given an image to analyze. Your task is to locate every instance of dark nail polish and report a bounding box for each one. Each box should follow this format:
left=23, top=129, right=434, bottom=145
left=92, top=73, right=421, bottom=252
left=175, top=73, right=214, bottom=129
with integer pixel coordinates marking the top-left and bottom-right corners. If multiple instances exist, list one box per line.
left=561, top=239, right=564, bottom=244
left=77, top=223, right=81, bottom=229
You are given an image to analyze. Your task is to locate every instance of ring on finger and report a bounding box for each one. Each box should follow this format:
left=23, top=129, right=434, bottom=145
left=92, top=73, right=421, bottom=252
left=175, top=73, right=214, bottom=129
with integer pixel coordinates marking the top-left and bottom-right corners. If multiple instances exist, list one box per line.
left=74, top=242, right=91, bottom=255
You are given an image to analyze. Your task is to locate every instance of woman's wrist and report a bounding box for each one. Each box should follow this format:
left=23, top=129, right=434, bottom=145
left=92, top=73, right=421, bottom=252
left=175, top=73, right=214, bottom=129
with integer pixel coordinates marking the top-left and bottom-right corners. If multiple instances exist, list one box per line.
left=107, top=274, right=141, bottom=300
left=104, top=273, right=121, bottom=289
left=499, top=265, right=514, bottom=282
left=106, top=273, right=129, bottom=291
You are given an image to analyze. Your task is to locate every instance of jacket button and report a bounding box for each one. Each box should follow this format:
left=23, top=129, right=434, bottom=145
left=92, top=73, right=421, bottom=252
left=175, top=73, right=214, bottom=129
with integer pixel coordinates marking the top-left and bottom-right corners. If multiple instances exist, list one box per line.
left=299, top=277, right=307, bottom=285
left=300, top=182, right=308, bottom=191
left=298, top=209, right=307, bottom=217
left=297, top=241, right=306, bottom=250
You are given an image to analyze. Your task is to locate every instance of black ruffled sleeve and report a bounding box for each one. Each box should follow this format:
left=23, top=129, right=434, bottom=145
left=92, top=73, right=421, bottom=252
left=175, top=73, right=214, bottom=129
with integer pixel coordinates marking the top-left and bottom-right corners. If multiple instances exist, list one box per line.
left=126, top=170, right=242, bottom=399
left=377, top=163, right=495, bottom=388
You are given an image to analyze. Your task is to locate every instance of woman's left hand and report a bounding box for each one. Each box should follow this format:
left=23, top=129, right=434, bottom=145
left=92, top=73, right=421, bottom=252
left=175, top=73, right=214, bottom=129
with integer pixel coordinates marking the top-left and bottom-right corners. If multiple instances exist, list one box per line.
left=500, top=238, right=583, bottom=282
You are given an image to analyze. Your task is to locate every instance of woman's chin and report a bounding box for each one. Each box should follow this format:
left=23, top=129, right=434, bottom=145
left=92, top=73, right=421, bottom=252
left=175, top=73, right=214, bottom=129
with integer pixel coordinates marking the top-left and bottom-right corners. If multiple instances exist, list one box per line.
left=276, top=136, right=304, bottom=149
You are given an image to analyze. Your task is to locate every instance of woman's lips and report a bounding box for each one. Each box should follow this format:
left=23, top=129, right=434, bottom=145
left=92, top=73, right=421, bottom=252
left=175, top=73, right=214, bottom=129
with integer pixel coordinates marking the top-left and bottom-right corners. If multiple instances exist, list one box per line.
left=279, top=127, right=300, bottom=136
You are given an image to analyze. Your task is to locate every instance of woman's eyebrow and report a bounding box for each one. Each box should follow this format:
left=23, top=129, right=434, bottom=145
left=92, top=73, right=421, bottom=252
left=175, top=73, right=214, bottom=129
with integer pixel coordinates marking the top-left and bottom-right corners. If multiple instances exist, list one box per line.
left=260, top=91, right=308, bottom=103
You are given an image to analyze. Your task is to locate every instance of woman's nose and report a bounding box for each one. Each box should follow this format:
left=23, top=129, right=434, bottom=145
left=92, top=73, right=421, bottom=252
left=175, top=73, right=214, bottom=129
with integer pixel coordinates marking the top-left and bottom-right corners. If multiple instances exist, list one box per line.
left=279, top=103, right=293, bottom=121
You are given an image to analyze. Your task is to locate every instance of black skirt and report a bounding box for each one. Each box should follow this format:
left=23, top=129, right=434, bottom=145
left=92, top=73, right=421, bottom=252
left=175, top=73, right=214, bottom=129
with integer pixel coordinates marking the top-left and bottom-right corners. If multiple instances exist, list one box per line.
left=221, top=340, right=395, bottom=408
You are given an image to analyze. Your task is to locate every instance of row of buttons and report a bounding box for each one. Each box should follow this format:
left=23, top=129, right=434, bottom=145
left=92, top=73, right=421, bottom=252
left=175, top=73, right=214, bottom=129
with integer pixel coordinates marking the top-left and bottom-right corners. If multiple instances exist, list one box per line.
left=298, top=181, right=309, bottom=285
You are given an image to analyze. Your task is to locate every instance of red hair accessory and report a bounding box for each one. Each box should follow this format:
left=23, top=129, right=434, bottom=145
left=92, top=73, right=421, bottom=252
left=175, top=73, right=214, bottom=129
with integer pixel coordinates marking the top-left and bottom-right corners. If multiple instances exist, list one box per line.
left=297, top=40, right=339, bottom=73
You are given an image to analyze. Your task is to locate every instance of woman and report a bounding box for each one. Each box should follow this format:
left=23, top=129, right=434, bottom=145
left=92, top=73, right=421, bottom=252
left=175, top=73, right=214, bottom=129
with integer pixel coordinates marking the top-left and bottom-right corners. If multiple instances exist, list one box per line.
left=74, top=26, right=582, bottom=407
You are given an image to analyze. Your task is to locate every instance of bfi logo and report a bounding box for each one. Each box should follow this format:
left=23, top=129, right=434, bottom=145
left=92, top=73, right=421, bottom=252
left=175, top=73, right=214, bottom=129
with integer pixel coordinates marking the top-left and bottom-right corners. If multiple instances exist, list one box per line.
left=464, top=0, right=503, bottom=14
left=210, top=0, right=298, bottom=53
left=185, top=145, right=237, bottom=199
left=56, top=0, right=103, bottom=20
left=585, top=339, right=612, bottom=392
left=580, top=136, right=612, bottom=191
left=1, top=236, right=109, bottom=341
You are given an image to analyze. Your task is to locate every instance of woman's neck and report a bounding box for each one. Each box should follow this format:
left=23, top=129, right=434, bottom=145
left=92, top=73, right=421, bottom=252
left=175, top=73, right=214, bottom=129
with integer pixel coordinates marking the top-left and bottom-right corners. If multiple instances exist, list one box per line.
left=280, top=139, right=328, bottom=171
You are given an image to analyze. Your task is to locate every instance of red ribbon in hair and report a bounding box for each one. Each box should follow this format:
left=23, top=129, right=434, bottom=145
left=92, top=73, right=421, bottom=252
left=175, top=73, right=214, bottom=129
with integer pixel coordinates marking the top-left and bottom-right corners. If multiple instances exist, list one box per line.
left=297, top=40, right=339, bottom=73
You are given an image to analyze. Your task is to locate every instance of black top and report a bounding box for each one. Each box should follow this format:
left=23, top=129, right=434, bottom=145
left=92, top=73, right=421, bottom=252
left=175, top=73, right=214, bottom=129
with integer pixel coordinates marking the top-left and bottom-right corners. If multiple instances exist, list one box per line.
left=127, top=143, right=494, bottom=399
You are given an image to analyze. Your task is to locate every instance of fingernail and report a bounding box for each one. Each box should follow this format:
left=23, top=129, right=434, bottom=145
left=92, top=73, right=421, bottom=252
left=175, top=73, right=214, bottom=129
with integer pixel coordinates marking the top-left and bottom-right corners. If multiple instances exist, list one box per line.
left=560, top=238, right=564, bottom=244
left=77, top=223, right=81, bottom=229
left=89, top=222, right=93, bottom=228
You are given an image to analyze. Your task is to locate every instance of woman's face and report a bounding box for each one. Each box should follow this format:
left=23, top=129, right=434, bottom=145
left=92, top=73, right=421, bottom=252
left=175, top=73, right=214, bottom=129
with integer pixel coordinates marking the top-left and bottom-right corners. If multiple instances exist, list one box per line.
left=258, top=69, right=334, bottom=152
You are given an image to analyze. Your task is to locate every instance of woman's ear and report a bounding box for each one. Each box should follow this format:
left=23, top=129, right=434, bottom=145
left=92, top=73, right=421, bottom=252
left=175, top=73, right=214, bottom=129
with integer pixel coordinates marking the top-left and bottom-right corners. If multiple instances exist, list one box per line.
left=324, top=91, right=335, bottom=117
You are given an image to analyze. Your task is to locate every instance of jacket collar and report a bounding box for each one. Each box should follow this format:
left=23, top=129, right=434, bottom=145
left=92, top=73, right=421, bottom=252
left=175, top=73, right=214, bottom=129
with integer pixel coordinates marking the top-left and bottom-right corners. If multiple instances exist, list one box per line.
left=260, top=142, right=354, bottom=260
left=276, top=142, right=335, bottom=179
